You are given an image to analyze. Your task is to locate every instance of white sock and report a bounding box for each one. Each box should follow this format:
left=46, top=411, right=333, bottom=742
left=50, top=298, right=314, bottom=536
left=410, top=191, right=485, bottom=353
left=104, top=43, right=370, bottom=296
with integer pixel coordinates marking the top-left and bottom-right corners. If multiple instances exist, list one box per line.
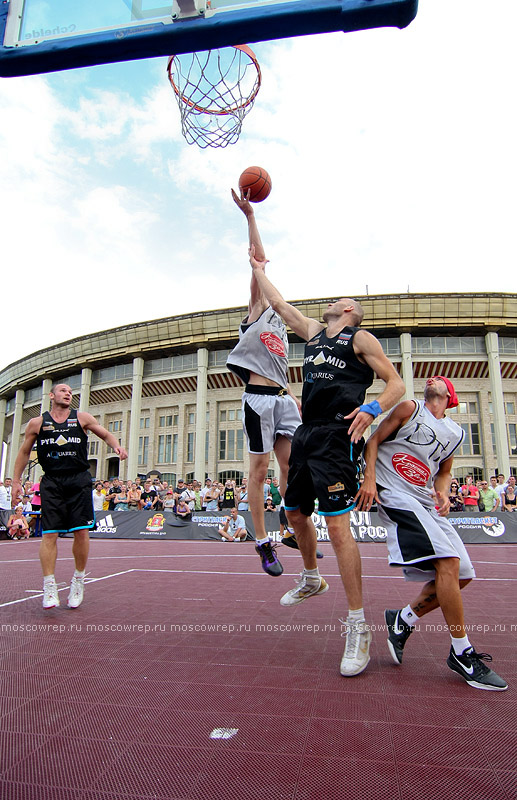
left=348, top=607, right=366, bottom=623
left=256, top=536, right=270, bottom=546
left=401, top=604, right=418, bottom=627
left=74, top=569, right=86, bottom=578
left=285, top=527, right=295, bottom=536
left=303, top=567, right=320, bottom=580
left=43, top=574, right=56, bottom=585
left=451, top=635, right=471, bottom=655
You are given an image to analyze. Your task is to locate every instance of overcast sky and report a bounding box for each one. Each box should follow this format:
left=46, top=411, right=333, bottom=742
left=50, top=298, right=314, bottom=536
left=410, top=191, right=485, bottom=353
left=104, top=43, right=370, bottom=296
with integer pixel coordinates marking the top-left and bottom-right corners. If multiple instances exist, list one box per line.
left=1, top=0, right=515, bottom=372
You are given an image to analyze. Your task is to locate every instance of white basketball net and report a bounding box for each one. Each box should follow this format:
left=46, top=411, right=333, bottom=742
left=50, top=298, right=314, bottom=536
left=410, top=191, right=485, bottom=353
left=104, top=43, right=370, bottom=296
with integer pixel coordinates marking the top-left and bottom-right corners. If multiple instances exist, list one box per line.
left=167, top=45, right=261, bottom=148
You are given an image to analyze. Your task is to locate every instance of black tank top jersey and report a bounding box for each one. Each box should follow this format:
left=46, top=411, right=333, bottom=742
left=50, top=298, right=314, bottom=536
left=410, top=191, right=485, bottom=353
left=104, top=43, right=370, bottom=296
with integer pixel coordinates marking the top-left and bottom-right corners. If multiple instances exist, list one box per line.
left=302, top=326, right=374, bottom=423
left=36, top=409, right=90, bottom=475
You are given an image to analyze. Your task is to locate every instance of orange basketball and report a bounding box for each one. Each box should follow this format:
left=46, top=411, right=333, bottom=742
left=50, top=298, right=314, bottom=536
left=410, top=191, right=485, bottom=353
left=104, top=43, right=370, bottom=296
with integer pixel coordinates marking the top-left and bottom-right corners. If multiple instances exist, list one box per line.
left=238, top=166, right=272, bottom=203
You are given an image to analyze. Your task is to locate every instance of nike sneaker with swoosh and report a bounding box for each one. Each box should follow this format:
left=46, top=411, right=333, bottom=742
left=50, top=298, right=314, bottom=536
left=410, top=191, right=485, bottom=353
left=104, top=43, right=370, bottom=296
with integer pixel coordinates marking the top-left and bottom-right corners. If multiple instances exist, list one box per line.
left=446, top=646, right=508, bottom=691
left=384, top=609, right=413, bottom=664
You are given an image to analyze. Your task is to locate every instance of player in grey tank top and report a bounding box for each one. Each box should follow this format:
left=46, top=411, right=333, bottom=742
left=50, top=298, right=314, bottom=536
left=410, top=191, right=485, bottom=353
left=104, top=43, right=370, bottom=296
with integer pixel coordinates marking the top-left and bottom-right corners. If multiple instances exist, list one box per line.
left=227, top=189, right=302, bottom=578
left=356, top=376, right=507, bottom=691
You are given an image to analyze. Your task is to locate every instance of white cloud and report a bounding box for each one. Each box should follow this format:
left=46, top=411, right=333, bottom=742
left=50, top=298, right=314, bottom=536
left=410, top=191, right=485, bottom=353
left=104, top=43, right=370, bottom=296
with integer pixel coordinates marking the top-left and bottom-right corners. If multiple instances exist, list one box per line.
left=1, top=0, right=516, bottom=372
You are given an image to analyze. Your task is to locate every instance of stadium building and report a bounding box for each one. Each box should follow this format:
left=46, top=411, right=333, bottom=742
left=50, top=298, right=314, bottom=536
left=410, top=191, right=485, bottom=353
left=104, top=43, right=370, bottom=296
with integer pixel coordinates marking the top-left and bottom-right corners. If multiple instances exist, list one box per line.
left=1, top=293, right=516, bottom=485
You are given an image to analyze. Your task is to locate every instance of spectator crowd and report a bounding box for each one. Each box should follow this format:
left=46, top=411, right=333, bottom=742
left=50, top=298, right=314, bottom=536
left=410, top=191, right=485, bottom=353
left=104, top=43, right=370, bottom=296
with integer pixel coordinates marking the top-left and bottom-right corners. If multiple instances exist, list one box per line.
left=2, top=471, right=516, bottom=542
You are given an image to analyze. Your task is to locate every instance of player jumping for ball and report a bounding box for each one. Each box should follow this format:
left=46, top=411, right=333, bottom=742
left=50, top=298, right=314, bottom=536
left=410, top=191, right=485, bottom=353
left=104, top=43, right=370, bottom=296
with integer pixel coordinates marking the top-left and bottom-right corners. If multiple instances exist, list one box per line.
left=355, top=376, right=507, bottom=690
left=227, top=189, right=302, bottom=577
left=249, top=251, right=404, bottom=676
left=12, top=383, right=128, bottom=609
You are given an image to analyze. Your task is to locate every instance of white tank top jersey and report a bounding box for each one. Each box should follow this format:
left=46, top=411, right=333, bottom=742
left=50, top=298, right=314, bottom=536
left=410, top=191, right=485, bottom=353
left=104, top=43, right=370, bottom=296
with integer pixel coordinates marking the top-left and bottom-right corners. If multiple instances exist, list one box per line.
left=226, top=306, right=289, bottom=389
left=374, top=400, right=464, bottom=508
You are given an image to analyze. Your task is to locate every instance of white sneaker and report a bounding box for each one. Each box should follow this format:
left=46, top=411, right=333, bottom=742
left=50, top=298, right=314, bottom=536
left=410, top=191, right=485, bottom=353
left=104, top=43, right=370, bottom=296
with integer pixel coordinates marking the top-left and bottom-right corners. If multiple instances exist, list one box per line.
left=280, top=571, right=329, bottom=607
left=42, top=580, right=60, bottom=609
left=339, top=617, right=372, bottom=676
left=67, top=575, right=85, bottom=609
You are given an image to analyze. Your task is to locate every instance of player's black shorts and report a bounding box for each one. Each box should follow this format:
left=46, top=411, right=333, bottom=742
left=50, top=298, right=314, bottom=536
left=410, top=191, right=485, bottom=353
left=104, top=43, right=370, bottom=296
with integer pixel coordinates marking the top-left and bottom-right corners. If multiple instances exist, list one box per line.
left=284, top=422, right=364, bottom=517
left=40, top=471, right=95, bottom=535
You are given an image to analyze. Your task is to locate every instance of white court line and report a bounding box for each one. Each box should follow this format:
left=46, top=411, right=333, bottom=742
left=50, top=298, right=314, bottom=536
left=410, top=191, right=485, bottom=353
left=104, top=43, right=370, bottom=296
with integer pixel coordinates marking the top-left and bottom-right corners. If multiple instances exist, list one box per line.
left=0, top=569, right=135, bottom=608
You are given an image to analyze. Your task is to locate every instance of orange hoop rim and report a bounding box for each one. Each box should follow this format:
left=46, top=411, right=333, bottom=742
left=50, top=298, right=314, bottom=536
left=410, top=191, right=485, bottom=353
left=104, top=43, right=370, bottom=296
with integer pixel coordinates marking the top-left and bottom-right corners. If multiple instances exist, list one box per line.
left=167, top=44, right=261, bottom=116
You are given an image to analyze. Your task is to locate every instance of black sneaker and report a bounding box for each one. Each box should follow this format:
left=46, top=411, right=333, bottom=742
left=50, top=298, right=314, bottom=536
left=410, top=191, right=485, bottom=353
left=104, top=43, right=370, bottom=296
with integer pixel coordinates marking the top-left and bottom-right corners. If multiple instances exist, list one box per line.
left=446, top=646, right=508, bottom=691
left=281, top=533, right=324, bottom=559
left=384, top=609, right=413, bottom=664
left=255, top=540, right=283, bottom=577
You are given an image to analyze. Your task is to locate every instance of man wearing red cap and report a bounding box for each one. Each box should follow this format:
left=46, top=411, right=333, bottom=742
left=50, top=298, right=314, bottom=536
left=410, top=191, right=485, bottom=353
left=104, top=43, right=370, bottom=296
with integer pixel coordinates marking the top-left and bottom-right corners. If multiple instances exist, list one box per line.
left=356, top=376, right=507, bottom=691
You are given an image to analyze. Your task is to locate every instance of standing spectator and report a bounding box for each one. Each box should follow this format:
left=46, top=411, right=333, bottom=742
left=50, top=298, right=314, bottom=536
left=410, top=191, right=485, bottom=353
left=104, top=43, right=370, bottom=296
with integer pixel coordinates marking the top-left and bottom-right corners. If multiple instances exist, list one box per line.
left=7, top=506, right=31, bottom=540
left=12, top=383, right=127, bottom=609
left=192, top=481, right=203, bottom=511
left=270, top=477, right=282, bottom=507
left=127, top=481, right=141, bottom=510
left=163, top=490, right=176, bottom=513
left=181, top=481, right=197, bottom=512
left=478, top=480, right=499, bottom=512
left=220, top=479, right=236, bottom=509
left=107, top=478, right=123, bottom=510
left=263, top=477, right=272, bottom=504
left=491, top=476, right=505, bottom=506
left=204, top=482, right=221, bottom=511
left=448, top=481, right=464, bottom=512
left=200, top=479, right=213, bottom=510
left=3, top=478, right=13, bottom=507
left=0, top=480, right=12, bottom=533
left=139, top=480, right=159, bottom=510
left=265, top=496, right=276, bottom=512
left=461, top=474, right=479, bottom=511
left=21, top=495, right=33, bottom=513
left=502, top=483, right=517, bottom=512
left=174, top=479, right=187, bottom=496
left=237, top=479, right=249, bottom=511
left=92, top=483, right=105, bottom=512
left=114, top=484, right=129, bottom=511
left=29, top=481, right=41, bottom=512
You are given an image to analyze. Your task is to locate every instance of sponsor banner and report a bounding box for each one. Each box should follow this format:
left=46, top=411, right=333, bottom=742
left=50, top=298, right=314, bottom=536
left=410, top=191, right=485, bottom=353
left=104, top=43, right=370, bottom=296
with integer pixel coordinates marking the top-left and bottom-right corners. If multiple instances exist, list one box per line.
left=59, top=510, right=517, bottom=544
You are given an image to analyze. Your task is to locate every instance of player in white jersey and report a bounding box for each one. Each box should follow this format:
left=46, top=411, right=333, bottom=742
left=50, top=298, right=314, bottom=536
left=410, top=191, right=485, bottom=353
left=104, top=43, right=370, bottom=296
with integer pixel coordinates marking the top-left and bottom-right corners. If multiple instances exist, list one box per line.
left=356, top=376, right=507, bottom=691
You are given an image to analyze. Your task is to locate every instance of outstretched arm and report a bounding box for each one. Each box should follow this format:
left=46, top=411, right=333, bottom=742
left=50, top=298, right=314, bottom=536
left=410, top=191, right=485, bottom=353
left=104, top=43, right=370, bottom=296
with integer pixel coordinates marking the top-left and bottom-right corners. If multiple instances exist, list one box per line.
left=78, top=412, right=128, bottom=460
left=232, top=188, right=268, bottom=322
left=250, top=248, right=323, bottom=342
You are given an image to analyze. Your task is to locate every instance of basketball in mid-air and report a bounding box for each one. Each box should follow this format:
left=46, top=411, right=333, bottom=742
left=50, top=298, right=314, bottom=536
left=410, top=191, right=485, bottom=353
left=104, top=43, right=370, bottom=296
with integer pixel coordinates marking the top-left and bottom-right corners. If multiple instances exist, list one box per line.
left=238, top=166, right=272, bottom=203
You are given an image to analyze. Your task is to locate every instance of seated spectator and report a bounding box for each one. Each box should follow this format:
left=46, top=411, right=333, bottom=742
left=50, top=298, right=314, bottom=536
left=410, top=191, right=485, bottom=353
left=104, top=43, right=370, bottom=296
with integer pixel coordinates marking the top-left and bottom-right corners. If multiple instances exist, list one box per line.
left=502, top=484, right=517, bottom=512
left=219, top=507, right=247, bottom=541
left=21, top=495, right=32, bottom=513
left=8, top=506, right=31, bottom=540
left=264, top=496, right=276, bottom=512
left=448, top=481, right=464, bottom=512
left=175, top=498, right=192, bottom=520
left=163, top=490, right=176, bottom=513
left=478, top=480, right=499, bottom=512
left=127, top=482, right=141, bottom=510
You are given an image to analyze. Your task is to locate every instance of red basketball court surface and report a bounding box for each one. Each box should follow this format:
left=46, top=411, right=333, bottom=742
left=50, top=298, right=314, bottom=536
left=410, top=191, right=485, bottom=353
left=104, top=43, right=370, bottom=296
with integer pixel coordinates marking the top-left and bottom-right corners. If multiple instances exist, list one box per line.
left=1, top=538, right=516, bottom=799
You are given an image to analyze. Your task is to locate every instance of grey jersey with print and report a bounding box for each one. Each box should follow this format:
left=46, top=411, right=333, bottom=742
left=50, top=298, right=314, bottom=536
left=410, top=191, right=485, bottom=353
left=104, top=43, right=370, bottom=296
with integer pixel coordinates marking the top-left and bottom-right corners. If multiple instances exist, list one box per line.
left=375, top=400, right=464, bottom=508
left=226, top=306, right=289, bottom=389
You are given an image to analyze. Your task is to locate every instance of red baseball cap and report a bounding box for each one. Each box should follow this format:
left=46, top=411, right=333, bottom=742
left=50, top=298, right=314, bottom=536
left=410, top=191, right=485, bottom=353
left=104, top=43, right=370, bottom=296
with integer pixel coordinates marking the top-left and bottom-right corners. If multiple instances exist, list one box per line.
left=430, top=375, right=458, bottom=408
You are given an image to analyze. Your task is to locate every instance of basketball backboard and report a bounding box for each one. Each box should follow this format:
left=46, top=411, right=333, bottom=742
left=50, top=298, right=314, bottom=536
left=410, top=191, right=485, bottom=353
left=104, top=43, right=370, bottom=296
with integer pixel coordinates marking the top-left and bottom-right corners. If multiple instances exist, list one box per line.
left=0, top=0, right=418, bottom=78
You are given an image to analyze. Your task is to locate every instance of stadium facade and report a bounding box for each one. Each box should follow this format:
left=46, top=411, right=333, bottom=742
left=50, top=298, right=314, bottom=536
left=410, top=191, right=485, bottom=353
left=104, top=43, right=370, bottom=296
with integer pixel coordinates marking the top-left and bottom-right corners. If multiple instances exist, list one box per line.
left=1, top=293, right=516, bottom=485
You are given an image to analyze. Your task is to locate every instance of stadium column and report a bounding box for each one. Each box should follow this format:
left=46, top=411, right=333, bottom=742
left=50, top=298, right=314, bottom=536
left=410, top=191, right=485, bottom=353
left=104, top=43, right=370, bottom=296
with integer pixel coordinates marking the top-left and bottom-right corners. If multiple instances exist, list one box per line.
left=8, top=389, right=25, bottom=477
left=400, top=332, right=414, bottom=399
left=0, top=398, right=6, bottom=478
left=127, top=357, right=144, bottom=480
left=195, top=348, right=208, bottom=482
left=32, top=379, right=52, bottom=481
left=79, top=368, right=92, bottom=412
left=485, top=331, right=510, bottom=478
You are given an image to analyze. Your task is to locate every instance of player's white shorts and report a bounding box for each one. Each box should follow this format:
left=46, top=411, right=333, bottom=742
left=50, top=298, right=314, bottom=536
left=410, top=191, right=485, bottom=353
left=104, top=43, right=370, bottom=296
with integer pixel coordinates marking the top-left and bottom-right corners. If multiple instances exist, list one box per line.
left=242, top=389, right=301, bottom=455
left=377, top=486, right=476, bottom=582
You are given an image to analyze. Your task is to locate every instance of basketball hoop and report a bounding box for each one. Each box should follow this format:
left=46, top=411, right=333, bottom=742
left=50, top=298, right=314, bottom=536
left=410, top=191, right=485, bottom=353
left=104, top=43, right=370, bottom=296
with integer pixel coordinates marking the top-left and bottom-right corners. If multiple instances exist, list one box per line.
left=167, top=45, right=261, bottom=148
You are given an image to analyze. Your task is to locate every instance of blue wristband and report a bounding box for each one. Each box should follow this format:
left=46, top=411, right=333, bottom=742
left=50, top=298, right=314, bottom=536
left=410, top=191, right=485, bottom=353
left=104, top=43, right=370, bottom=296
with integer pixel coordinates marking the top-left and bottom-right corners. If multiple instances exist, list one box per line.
left=359, top=400, right=382, bottom=418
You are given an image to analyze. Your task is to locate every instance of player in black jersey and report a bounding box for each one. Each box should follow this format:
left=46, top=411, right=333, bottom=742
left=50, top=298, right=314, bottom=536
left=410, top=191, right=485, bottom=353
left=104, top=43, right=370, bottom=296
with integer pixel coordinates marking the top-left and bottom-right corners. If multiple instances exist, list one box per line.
left=12, top=383, right=128, bottom=610
left=250, top=251, right=404, bottom=676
